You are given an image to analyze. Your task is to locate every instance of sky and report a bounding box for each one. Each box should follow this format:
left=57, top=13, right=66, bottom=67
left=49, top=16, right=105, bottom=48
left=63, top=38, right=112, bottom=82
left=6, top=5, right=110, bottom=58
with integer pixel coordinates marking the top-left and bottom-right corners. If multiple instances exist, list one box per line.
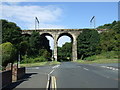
left=1, top=1, right=118, bottom=49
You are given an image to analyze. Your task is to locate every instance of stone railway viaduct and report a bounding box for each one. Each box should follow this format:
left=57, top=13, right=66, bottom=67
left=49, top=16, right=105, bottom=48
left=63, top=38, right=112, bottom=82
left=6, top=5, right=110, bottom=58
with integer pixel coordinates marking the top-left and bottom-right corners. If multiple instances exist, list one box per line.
left=21, top=29, right=105, bottom=61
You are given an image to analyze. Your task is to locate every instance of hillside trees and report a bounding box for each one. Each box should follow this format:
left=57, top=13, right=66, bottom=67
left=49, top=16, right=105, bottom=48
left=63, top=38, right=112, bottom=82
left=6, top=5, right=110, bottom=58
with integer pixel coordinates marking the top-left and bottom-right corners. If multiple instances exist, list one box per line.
left=77, top=29, right=100, bottom=59
left=99, top=21, right=120, bottom=52
left=2, top=19, right=22, bottom=47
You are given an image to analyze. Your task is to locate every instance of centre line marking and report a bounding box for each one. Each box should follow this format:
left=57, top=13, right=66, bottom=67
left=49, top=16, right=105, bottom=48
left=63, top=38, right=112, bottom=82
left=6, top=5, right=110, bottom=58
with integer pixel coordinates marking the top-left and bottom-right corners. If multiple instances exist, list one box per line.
left=49, top=69, right=55, bottom=75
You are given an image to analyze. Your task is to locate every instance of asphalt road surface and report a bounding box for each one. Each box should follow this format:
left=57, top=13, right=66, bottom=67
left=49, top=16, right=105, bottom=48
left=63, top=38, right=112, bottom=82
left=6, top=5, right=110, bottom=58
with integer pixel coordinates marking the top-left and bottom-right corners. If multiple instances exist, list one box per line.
left=6, top=62, right=119, bottom=89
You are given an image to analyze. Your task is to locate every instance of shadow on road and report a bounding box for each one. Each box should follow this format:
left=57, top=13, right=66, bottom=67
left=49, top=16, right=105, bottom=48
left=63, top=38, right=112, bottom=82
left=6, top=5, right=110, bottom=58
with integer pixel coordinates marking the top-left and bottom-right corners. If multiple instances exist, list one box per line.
left=2, top=73, right=38, bottom=90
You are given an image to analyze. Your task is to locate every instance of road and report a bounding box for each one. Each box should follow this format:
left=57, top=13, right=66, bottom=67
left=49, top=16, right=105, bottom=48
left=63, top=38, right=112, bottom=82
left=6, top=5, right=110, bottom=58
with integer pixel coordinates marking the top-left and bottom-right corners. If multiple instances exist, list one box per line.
left=6, top=62, right=119, bottom=89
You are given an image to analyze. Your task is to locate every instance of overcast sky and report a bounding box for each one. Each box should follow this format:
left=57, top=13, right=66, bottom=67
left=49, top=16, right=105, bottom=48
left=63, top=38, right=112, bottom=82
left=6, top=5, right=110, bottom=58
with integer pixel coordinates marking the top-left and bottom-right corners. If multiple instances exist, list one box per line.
left=1, top=1, right=118, bottom=49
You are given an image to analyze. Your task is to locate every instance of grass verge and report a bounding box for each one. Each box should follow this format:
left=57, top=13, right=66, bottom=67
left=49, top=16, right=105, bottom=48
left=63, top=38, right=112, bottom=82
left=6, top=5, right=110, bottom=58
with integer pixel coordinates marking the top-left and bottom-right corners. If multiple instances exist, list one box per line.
left=74, top=59, right=119, bottom=64
left=49, top=61, right=61, bottom=65
left=20, top=62, right=48, bottom=67
left=20, top=61, right=61, bottom=67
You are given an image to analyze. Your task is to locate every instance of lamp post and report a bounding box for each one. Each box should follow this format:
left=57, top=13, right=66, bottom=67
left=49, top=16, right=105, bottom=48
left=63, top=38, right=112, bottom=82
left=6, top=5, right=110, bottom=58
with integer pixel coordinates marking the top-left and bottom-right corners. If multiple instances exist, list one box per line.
left=35, top=17, right=39, bottom=31
left=90, top=16, right=96, bottom=29
left=18, top=51, right=21, bottom=68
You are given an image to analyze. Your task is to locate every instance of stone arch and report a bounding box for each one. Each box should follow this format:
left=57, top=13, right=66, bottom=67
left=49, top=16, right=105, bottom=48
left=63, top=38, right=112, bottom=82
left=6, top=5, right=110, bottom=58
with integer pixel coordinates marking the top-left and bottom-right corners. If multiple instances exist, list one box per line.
left=53, top=32, right=77, bottom=61
left=57, top=32, right=74, bottom=61
left=40, top=33, right=54, bottom=39
left=57, top=32, right=73, bottom=42
left=40, top=33, right=54, bottom=61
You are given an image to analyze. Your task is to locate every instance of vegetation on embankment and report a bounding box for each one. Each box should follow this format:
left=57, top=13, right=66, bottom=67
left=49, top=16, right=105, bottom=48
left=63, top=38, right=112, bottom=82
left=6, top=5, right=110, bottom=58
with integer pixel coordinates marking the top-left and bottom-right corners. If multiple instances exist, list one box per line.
left=75, top=59, right=119, bottom=64
left=74, top=51, right=119, bottom=64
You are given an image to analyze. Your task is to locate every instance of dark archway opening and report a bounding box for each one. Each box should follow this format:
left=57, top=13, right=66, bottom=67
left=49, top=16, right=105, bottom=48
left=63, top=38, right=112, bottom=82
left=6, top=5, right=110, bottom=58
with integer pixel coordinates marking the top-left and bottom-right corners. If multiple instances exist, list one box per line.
left=40, top=33, right=54, bottom=61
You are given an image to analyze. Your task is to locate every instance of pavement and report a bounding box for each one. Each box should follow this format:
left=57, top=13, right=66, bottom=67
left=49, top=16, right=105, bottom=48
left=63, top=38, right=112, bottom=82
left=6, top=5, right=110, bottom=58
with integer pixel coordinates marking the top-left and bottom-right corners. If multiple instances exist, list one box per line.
left=4, top=62, right=119, bottom=89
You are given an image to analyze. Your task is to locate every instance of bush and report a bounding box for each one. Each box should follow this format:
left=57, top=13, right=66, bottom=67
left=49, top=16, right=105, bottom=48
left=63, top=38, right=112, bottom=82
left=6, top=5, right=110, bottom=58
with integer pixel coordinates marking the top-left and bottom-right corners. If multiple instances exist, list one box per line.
left=85, top=56, right=96, bottom=61
left=21, top=56, right=47, bottom=64
left=0, top=42, right=16, bottom=68
left=34, top=56, right=47, bottom=62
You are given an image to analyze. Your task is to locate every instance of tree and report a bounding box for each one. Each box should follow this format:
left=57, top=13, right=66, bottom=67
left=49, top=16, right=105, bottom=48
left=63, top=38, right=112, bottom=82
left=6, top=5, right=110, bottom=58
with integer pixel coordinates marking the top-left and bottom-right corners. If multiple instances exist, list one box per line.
left=0, top=42, right=16, bottom=69
left=77, top=29, right=100, bottom=59
left=58, top=42, right=72, bottom=61
left=99, top=21, right=120, bottom=52
left=28, top=31, right=41, bottom=56
left=19, top=41, right=29, bottom=56
left=2, top=19, right=22, bottom=46
left=28, top=31, right=51, bottom=57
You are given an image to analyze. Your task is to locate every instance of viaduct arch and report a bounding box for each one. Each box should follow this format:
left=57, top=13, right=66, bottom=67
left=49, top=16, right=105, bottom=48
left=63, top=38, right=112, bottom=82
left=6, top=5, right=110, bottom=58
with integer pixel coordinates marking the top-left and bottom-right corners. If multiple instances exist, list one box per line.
left=21, top=29, right=104, bottom=61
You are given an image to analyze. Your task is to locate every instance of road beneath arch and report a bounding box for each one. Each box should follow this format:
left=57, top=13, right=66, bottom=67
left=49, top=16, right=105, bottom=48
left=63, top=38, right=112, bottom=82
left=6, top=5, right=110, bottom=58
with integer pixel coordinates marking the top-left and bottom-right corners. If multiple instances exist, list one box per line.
left=6, top=62, right=118, bottom=89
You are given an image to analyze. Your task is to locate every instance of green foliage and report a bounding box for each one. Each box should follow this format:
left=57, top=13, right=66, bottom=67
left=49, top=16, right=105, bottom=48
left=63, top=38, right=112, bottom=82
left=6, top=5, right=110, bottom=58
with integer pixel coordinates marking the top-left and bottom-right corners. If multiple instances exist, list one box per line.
left=77, top=29, right=100, bottom=59
left=99, top=21, right=120, bottom=52
left=27, top=31, right=51, bottom=57
left=2, top=19, right=22, bottom=47
left=97, top=21, right=117, bottom=29
left=0, top=42, right=16, bottom=67
left=19, top=41, right=29, bottom=56
left=85, top=51, right=119, bottom=61
left=21, top=56, right=47, bottom=63
left=58, top=42, right=72, bottom=61
left=42, top=49, right=51, bottom=58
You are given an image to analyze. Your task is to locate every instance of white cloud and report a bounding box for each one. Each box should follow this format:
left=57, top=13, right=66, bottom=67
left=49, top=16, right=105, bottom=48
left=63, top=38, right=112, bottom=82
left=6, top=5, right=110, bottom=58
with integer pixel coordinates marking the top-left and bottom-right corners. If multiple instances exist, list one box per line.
left=2, top=3, right=64, bottom=29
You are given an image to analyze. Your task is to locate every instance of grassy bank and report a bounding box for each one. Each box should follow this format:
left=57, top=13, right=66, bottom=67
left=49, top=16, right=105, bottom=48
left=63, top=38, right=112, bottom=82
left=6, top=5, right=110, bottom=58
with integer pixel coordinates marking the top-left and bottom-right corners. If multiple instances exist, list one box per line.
left=74, top=51, right=119, bottom=64
left=74, top=59, right=119, bottom=64
left=20, top=61, right=61, bottom=67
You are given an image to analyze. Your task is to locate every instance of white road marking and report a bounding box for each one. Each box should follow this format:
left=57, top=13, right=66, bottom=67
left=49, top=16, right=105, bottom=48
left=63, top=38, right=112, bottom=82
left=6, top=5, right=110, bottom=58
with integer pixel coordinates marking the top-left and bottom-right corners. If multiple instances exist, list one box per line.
left=52, top=65, right=60, bottom=69
left=35, top=67, right=39, bottom=69
left=84, top=68, right=89, bottom=71
left=51, top=76, right=57, bottom=89
left=46, top=64, right=60, bottom=89
left=46, top=75, right=50, bottom=90
left=109, top=67, right=113, bottom=69
left=112, top=68, right=116, bottom=70
left=101, top=66, right=118, bottom=71
left=48, top=69, right=54, bottom=75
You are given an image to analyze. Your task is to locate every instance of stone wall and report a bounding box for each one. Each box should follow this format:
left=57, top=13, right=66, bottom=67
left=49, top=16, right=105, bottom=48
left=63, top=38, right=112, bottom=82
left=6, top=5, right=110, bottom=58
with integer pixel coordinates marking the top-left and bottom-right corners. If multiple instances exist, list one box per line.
left=0, top=66, right=25, bottom=89
left=1, top=70, right=12, bottom=88
left=17, top=67, right=25, bottom=80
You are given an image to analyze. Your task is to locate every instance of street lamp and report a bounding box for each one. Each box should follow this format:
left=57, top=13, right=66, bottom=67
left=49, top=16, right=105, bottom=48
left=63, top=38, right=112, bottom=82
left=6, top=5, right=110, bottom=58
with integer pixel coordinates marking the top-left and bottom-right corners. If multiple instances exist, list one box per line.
left=35, top=17, right=40, bottom=31
left=90, top=16, right=96, bottom=29
left=18, top=51, right=21, bottom=68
